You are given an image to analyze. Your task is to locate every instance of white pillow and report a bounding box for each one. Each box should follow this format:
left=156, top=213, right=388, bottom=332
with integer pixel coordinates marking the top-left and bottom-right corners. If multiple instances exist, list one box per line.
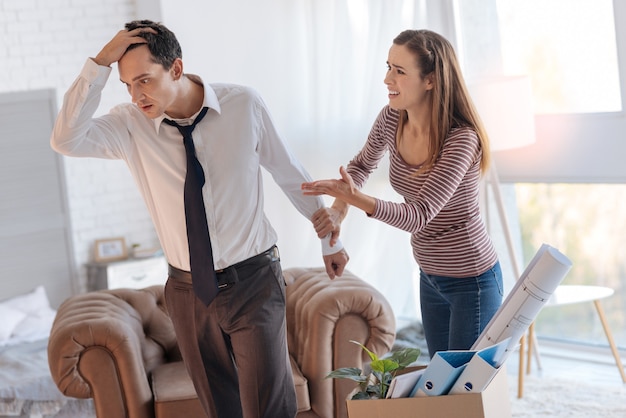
left=2, top=285, right=52, bottom=314
left=0, top=304, right=28, bottom=343
left=0, top=285, right=55, bottom=346
left=9, top=307, right=57, bottom=344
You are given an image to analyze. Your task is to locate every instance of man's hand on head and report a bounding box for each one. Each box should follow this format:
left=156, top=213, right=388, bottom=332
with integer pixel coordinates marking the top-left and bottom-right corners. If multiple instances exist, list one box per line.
left=93, top=27, right=157, bottom=67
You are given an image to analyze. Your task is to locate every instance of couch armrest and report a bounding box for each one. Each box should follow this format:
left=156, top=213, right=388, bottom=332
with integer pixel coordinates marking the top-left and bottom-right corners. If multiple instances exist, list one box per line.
left=47, top=286, right=178, bottom=418
left=284, top=267, right=396, bottom=418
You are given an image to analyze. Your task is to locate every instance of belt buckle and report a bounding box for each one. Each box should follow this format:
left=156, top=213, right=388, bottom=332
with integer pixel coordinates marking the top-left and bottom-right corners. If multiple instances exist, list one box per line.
left=271, top=246, right=280, bottom=261
left=215, top=268, right=228, bottom=289
left=216, top=266, right=237, bottom=289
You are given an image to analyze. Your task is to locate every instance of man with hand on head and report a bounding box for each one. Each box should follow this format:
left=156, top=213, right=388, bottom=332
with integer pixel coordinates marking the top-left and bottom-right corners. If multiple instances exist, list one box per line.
left=50, top=19, right=349, bottom=418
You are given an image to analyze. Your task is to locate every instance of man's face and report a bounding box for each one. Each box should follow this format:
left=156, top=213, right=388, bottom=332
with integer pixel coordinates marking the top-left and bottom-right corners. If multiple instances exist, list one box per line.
left=118, top=45, right=179, bottom=119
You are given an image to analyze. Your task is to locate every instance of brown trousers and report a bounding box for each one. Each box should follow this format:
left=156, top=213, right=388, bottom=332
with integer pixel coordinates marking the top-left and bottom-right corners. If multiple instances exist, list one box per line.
left=164, top=257, right=296, bottom=418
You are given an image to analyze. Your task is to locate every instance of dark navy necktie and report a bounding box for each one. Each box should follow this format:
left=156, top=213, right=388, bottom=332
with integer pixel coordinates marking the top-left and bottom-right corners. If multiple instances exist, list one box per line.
left=163, top=107, right=218, bottom=306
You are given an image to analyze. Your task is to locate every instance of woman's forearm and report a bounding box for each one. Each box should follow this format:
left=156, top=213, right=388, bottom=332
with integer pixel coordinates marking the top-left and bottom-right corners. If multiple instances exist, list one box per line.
left=340, top=191, right=376, bottom=216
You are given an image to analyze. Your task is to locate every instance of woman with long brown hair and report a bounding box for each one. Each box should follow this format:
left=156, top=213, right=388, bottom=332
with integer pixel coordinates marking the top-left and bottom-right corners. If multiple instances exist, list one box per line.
left=302, top=29, right=503, bottom=357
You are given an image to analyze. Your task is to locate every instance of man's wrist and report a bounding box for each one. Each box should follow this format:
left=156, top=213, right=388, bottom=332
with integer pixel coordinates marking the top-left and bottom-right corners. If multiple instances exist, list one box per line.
left=321, top=237, right=343, bottom=255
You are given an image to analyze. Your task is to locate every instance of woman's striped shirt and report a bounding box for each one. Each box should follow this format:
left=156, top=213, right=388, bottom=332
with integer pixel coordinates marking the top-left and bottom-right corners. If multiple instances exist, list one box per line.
left=347, top=106, right=498, bottom=277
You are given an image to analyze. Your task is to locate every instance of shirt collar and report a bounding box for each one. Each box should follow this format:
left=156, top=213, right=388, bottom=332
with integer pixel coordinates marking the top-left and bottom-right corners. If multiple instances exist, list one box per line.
left=153, top=76, right=221, bottom=133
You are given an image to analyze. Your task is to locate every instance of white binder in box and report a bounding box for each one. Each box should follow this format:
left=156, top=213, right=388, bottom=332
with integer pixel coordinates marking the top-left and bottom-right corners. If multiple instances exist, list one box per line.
left=411, top=350, right=475, bottom=396
left=449, top=338, right=511, bottom=394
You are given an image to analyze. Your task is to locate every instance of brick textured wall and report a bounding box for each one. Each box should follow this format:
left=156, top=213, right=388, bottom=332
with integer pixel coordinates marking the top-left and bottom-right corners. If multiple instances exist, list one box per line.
left=0, top=0, right=160, bottom=291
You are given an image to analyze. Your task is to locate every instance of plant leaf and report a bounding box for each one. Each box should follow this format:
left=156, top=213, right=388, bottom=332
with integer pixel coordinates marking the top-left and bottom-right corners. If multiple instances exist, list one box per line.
left=388, top=347, right=421, bottom=369
left=326, top=367, right=367, bottom=382
left=350, top=391, right=370, bottom=400
left=371, top=358, right=400, bottom=374
left=371, top=369, right=383, bottom=384
left=365, top=384, right=382, bottom=399
left=349, top=340, right=378, bottom=362
left=380, top=371, right=393, bottom=385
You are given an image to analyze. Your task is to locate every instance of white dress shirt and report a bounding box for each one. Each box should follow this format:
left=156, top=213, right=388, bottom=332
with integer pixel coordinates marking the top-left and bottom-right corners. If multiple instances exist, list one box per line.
left=51, top=58, right=341, bottom=270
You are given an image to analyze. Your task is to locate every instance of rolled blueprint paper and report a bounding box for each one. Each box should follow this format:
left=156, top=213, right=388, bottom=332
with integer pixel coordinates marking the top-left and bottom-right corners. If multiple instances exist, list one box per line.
left=471, top=243, right=572, bottom=365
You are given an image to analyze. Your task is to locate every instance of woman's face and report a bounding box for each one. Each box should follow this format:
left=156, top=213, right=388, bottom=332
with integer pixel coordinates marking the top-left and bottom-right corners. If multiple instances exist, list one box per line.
left=384, top=43, right=433, bottom=112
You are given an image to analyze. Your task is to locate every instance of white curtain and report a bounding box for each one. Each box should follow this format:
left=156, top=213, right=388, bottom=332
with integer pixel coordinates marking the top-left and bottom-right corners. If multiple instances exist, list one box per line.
left=159, top=0, right=456, bottom=322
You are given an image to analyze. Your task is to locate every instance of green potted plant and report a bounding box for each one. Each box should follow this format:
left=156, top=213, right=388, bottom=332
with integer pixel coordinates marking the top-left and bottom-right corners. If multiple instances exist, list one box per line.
left=326, top=340, right=421, bottom=400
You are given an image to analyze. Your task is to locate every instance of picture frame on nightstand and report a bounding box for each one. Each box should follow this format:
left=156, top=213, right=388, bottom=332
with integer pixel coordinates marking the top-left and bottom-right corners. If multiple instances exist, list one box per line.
left=94, top=237, right=128, bottom=263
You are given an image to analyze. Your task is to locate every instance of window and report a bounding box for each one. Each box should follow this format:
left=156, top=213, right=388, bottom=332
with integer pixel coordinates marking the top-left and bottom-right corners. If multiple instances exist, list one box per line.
left=455, top=0, right=626, bottom=349
left=497, top=0, right=621, bottom=114
left=516, top=183, right=626, bottom=348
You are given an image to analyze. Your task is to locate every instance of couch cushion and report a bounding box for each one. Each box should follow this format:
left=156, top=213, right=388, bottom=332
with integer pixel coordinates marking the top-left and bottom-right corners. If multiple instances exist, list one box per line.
left=290, top=355, right=310, bottom=412
left=152, top=361, right=206, bottom=418
left=151, top=356, right=310, bottom=416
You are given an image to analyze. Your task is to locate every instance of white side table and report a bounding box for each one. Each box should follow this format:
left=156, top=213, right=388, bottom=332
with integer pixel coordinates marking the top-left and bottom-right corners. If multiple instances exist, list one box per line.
left=519, top=285, right=626, bottom=397
left=86, top=255, right=168, bottom=290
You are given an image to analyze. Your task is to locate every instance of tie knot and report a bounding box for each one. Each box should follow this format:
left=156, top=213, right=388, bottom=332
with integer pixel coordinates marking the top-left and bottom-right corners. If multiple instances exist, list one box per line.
left=163, top=107, right=209, bottom=137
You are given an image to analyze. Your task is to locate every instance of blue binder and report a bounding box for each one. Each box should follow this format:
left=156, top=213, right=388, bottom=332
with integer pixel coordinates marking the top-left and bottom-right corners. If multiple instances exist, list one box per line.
left=449, top=338, right=512, bottom=394
left=411, top=350, right=475, bottom=397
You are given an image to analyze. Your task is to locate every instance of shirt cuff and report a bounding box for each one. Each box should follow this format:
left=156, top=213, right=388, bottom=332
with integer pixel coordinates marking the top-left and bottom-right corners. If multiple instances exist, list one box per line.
left=368, top=198, right=381, bottom=218
left=84, top=58, right=112, bottom=87
left=321, top=235, right=344, bottom=255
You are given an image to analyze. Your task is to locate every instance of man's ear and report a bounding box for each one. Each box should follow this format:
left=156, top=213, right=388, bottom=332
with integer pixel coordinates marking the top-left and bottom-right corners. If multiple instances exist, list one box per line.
left=171, top=58, right=184, bottom=80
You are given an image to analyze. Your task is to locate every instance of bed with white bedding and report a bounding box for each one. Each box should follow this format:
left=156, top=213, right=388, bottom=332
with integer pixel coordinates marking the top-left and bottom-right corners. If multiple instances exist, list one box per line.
left=0, top=286, right=94, bottom=418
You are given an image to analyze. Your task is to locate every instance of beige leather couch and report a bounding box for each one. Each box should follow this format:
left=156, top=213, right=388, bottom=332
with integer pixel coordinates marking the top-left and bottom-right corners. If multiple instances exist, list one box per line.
left=48, top=267, right=396, bottom=418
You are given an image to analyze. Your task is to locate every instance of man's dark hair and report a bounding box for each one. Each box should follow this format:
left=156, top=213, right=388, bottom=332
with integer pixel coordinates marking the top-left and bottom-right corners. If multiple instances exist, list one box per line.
left=125, top=20, right=182, bottom=70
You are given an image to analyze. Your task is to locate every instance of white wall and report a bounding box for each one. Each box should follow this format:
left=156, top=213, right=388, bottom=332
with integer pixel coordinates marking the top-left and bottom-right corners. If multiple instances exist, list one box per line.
left=0, top=0, right=158, bottom=291
left=1, top=0, right=457, bottom=321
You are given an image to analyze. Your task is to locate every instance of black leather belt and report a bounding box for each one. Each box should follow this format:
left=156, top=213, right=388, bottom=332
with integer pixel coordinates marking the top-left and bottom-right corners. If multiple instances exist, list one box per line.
left=168, top=245, right=280, bottom=289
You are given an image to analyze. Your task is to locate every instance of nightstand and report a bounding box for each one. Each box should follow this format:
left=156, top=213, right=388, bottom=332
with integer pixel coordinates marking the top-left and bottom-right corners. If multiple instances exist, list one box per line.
left=86, top=256, right=168, bottom=291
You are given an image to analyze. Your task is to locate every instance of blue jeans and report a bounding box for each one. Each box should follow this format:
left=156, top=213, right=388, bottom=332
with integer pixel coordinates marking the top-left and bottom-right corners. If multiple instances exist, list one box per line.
left=419, top=261, right=503, bottom=357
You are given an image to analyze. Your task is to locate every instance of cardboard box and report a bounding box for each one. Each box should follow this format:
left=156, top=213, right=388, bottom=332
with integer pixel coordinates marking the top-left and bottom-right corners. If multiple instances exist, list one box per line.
left=346, top=365, right=511, bottom=418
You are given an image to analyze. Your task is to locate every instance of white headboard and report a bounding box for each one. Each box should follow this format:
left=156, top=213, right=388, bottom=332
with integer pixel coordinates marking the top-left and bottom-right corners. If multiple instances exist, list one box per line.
left=0, top=89, right=76, bottom=308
